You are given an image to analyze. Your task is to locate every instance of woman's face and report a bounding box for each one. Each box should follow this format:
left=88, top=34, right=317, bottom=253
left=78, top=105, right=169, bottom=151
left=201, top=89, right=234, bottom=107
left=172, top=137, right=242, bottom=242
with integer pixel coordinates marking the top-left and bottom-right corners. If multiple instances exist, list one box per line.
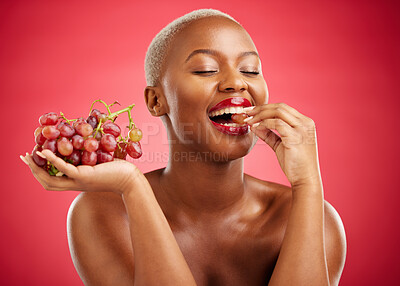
left=160, top=16, right=268, bottom=159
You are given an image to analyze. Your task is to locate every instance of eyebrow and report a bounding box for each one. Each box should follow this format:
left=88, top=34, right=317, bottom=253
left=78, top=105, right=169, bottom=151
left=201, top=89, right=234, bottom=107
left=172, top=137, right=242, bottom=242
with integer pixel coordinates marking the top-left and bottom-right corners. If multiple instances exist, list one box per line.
left=184, top=49, right=259, bottom=63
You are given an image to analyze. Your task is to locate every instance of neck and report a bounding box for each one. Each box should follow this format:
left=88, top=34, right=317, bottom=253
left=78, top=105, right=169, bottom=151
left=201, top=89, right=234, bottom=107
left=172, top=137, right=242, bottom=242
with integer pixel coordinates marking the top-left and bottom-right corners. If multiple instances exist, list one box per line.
left=160, top=148, right=246, bottom=213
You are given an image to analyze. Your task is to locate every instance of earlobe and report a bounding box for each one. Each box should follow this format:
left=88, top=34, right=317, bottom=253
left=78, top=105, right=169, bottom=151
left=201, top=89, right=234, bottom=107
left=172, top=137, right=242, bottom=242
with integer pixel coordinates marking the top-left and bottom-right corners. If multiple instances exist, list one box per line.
left=144, top=86, right=168, bottom=117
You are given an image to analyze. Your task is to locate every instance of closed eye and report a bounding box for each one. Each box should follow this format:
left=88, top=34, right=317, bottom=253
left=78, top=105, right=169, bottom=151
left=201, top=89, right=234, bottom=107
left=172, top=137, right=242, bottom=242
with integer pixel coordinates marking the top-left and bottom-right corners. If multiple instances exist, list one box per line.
left=193, top=70, right=218, bottom=74
left=241, top=71, right=259, bottom=75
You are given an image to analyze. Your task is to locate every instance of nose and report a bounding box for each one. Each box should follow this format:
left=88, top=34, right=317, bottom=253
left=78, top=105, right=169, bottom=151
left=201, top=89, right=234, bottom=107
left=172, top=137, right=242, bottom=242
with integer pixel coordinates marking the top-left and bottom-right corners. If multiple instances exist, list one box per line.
left=218, top=69, right=248, bottom=92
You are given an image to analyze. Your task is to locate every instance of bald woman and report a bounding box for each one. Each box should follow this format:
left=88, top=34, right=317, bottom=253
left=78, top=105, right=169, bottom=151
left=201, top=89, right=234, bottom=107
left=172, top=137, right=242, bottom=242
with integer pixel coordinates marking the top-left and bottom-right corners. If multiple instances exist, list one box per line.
left=22, top=9, right=346, bottom=286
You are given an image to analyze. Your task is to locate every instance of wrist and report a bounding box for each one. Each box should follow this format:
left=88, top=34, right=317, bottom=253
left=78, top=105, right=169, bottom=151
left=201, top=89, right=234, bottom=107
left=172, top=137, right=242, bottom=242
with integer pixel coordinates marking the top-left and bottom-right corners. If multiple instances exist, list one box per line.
left=120, top=167, right=152, bottom=197
left=119, top=166, right=143, bottom=195
left=291, top=174, right=323, bottom=194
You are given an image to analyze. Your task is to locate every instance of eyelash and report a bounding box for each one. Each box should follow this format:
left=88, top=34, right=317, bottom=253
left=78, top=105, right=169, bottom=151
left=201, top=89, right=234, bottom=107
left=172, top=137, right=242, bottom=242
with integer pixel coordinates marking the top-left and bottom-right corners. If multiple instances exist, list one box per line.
left=241, top=71, right=259, bottom=75
left=193, top=71, right=259, bottom=75
left=193, top=71, right=217, bottom=74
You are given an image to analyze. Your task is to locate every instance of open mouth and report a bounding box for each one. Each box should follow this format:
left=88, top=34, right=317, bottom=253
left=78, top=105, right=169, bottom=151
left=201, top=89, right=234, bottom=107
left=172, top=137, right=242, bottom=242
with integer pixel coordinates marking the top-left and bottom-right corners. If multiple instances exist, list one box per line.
left=208, top=97, right=252, bottom=136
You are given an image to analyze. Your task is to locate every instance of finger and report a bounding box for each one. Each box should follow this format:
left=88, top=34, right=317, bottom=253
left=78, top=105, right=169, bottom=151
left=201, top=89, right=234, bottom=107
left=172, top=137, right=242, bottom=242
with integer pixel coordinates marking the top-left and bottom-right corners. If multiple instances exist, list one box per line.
left=250, top=125, right=282, bottom=152
left=20, top=155, right=29, bottom=165
left=251, top=118, right=292, bottom=137
left=25, top=154, right=78, bottom=191
left=245, top=103, right=304, bottom=119
left=38, top=150, right=79, bottom=178
left=244, top=107, right=300, bottom=127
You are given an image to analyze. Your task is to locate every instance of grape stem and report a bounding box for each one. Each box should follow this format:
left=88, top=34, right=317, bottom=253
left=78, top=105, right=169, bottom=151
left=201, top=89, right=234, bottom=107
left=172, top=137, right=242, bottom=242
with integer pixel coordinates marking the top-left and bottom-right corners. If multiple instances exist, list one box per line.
left=93, top=122, right=103, bottom=139
left=60, top=112, right=77, bottom=124
left=89, top=100, right=136, bottom=140
left=89, top=99, right=112, bottom=116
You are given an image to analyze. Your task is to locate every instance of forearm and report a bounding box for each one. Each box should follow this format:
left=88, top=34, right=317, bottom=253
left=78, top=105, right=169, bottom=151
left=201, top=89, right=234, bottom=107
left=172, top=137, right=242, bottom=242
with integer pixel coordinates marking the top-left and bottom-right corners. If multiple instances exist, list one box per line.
left=122, top=175, right=197, bottom=286
left=269, top=181, right=329, bottom=286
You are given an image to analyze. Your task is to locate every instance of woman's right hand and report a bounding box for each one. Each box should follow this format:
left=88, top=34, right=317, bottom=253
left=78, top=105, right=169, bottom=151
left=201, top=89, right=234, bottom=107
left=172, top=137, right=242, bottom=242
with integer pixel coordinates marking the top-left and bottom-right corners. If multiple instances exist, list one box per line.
left=21, top=149, right=145, bottom=195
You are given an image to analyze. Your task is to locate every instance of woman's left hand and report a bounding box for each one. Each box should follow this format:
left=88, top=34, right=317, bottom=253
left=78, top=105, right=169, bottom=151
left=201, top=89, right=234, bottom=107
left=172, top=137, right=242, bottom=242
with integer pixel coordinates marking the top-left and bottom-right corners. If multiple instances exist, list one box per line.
left=244, top=103, right=321, bottom=187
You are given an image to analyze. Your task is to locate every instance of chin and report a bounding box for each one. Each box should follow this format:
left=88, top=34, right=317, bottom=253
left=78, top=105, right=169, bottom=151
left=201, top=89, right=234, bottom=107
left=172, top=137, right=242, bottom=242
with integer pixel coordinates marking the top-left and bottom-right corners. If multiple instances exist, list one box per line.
left=205, top=132, right=257, bottom=162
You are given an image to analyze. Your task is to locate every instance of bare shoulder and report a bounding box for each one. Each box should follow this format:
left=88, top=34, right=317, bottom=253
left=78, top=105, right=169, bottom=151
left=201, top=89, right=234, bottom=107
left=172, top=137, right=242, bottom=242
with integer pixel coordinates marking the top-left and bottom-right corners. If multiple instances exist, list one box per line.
left=67, top=192, right=134, bottom=286
left=244, top=173, right=293, bottom=213
left=244, top=174, right=346, bottom=284
left=323, top=200, right=347, bottom=285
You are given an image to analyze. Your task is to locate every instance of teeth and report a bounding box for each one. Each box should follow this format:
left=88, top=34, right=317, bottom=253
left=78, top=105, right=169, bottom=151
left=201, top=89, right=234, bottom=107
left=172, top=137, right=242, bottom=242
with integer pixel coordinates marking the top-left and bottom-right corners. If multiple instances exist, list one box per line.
left=209, top=106, right=246, bottom=117
left=221, top=122, right=241, bottom=127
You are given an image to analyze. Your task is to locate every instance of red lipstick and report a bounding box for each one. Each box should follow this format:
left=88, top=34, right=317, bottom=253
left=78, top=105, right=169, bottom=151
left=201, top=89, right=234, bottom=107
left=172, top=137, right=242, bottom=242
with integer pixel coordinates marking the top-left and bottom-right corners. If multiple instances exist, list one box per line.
left=208, top=97, right=252, bottom=136
left=208, top=97, right=252, bottom=113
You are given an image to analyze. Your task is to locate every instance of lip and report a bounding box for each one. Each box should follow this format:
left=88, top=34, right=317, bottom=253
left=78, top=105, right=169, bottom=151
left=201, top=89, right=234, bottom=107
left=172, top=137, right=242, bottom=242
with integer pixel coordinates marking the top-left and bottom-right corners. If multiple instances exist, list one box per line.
left=208, top=97, right=252, bottom=113
left=208, top=97, right=252, bottom=136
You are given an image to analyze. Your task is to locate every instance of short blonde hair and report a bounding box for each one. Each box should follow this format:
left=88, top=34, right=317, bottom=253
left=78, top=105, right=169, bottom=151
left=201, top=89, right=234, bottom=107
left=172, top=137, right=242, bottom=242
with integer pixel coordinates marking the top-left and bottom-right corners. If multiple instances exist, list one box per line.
left=144, top=9, right=240, bottom=86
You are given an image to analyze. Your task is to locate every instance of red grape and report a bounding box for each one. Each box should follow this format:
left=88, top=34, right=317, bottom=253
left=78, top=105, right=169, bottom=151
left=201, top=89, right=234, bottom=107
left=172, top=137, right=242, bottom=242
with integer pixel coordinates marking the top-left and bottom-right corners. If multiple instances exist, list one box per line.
left=128, top=128, right=143, bottom=142
left=39, top=112, right=58, bottom=126
left=32, top=145, right=47, bottom=167
left=42, top=125, right=60, bottom=140
left=100, top=134, right=117, bottom=152
left=32, top=101, right=142, bottom=173
left=94, top=131, right=102, bottom=141
left=71, top=134, right=84, bottom=150
left=84, top=137, right=99, bottom=152
left=97, top=113, right=108, bottom=123
left=86, top=115, right=98, bottom=129
left=113, top=142, right=127, bottom=159
left=81, top=151, right=97, bottom=166
left=35, top=132, right=47, bottom=146
left=75, top=122, right=93, bottom=137
left=34, top=126, right=43, bottom=138
left=102, top=122, right=121, bottom=137
left=57, top=122, right=75, bottom=138
left=126, top=141, right=142, bottom=159
left=67, top=150, right=81, bottom=166
left=231, top=113, right=249, bottom=124
left=73, top=117, right=86, bottom=128
left=97, top=150, right=113, bottom=163
left=43, top=139, right=57, bottom=153
left=57, top=137, right=73, bottom=156
left=90, top=109, right=102, bottom=120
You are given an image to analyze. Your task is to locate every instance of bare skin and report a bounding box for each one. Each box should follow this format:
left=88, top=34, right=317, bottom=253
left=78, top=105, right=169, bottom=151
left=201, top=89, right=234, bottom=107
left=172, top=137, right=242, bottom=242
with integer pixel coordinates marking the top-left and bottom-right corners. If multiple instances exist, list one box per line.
left=21, top=16, right=346, bottom=286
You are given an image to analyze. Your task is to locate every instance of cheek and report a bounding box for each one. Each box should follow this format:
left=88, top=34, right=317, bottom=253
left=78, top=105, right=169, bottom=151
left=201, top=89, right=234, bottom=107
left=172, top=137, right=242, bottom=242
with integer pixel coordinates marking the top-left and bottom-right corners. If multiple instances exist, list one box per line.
left=171, top=80, right=212, bottom=115
left=164, top=76, right=214, bottom=130
left=249, top=79, right=269, bottom=105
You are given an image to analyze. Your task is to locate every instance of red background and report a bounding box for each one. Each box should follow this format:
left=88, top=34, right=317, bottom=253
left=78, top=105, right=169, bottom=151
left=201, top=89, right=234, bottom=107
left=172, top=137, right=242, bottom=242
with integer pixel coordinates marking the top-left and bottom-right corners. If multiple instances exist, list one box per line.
left=1, top=0, right=399, bottom=285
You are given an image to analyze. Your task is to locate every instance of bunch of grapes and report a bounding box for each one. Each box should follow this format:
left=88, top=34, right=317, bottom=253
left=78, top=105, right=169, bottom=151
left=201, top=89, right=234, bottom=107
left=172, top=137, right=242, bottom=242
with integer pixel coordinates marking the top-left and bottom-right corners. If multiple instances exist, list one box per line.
left=32, top=100, right=143, bottom=176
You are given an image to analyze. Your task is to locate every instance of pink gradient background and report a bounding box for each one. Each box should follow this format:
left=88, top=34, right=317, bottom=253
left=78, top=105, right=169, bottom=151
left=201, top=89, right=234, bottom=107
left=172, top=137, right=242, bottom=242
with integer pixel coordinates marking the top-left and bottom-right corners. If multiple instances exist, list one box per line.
left=1, top=0, right=399, bottom=285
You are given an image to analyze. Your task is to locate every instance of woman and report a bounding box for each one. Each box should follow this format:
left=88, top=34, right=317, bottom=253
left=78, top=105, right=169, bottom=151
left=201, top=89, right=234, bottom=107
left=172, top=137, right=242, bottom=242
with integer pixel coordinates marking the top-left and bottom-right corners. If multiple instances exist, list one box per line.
left=21, top=9, right=346, bottom=286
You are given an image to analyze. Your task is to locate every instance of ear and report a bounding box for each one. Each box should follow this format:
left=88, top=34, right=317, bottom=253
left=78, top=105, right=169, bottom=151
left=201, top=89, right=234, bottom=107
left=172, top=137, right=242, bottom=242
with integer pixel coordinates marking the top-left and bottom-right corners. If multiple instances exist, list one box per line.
left=144, top=86, right=168, bottom=117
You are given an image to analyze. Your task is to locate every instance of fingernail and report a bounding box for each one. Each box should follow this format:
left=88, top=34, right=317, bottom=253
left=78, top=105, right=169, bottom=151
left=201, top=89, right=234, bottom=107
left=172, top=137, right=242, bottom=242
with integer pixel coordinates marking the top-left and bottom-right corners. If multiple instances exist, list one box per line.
left=243, top=116, right=253, bottom=122
left=252, top=122, right=260, bottom=128
left=36, top=151, right=46, bottom=159
left=26, top=152, right=30, bottom=156
left=243, top=106, right=255, bottom=112
left=20, top=155, right=28, bottom=165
